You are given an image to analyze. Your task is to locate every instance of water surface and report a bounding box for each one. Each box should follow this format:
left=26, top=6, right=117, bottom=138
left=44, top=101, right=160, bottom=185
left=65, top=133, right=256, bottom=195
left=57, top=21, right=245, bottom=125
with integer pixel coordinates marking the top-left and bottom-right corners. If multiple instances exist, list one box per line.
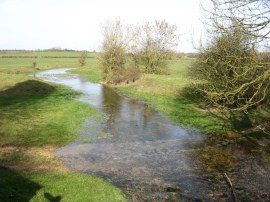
left=36, top=68, right=270, bottom=201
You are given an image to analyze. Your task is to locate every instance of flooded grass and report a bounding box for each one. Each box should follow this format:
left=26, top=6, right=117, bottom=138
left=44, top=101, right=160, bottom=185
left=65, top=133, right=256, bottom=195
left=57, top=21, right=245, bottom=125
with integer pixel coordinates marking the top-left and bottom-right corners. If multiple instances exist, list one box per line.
left=37, top=68, right=270, bottom=201
left=1, top=51, right=270, bottom=201
left=0, top=52, right=127, bottom=201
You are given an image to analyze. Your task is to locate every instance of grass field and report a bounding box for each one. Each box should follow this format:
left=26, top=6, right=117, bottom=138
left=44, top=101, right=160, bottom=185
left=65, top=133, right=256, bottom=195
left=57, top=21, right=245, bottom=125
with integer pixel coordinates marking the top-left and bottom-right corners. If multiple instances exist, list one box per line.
left=1, top=50, right=269, bottom=201
left=115, top=60, right=270, bottom=135
left=0, top=51, right=127, bottom=201
left=74, top=58, right=230, bottom=133
left=115, top=60, right=226, bottom=133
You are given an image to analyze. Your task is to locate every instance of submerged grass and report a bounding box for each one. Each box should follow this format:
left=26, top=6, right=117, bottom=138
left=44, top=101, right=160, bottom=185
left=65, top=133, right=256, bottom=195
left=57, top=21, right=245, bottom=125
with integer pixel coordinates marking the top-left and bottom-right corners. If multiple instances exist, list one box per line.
left=0, top=51, right=127, bottom=201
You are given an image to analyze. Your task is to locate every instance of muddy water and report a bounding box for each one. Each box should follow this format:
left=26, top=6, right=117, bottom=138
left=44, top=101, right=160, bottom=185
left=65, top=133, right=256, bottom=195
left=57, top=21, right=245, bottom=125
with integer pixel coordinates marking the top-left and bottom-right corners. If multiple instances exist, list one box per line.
left=36, top=68, right=270, bottom=201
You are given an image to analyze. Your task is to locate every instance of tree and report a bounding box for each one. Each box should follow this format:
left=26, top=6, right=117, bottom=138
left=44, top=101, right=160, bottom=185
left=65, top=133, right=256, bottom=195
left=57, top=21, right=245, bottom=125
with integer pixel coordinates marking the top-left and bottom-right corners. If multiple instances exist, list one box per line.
left=190, top=25, right=270, bottom=111
left=132, top=20, right=179, bottom=74
left=204, top=0, right=270, bottom=43
left=79, top=51, right=87, bottom=66
left=100, top=19, right=132, bottom=83
left=189, top=0, right=270, bottom=111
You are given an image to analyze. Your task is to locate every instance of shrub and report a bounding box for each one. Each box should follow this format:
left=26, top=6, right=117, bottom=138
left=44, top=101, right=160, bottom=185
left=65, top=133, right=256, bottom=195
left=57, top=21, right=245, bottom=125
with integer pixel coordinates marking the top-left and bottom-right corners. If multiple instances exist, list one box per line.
left=189, top=26, right=270, bottom=111
left=79, top=51, right=87, bottom=66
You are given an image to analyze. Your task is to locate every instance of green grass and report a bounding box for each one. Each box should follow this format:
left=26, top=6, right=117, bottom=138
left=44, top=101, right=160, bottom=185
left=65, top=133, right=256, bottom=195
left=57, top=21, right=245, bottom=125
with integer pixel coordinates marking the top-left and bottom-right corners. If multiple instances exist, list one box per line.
left=0, top=51, right=97, bottom=74
left=69, top=58, right=234, bottom=132
left=71, top=64, right=102, bottom=83
left=113, top=59, right=229, bottom=133
left=1, top=51, right=268, bottom=201
left=0, top=51, right=126, bottom=201
left=113, top=59, right=270, bottom=138
left=0, top=82, right=98, bottom=146
left=117, top=87, right=225, bottom=132
left=0, top=50, right=97, bottom=57
left=0, top=168, right=126, bottom=202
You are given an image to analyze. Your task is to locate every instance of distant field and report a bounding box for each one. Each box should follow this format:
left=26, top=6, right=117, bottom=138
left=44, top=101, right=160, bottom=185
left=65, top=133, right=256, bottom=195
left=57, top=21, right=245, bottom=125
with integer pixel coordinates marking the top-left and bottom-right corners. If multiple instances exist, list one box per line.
left=0, top=51, right=97, bottom=71
left=0, top=51, right=99, bottom=89
left=0, top=50, right=97, bottom=58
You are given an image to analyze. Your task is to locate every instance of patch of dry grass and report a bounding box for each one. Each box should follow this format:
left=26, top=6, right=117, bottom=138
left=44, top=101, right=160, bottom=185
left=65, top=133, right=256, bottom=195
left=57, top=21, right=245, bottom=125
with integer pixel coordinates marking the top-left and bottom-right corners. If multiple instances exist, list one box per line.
left=0, top=146, right=68, bottom=173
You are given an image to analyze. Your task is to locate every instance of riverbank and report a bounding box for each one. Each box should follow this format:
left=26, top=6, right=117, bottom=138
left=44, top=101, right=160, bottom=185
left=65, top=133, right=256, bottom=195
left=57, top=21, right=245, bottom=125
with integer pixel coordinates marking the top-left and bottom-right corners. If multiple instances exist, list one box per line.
left=0, top=51, right=127, bottom=201
left=75, top=56, right=270, bottom=135
left=1, top=50, right=269, bottom=201
left=74, top=55, right=270, bottom=169
left=70, top=55, right=270, bottom=200
left=37, top=60, right=270, bottom=200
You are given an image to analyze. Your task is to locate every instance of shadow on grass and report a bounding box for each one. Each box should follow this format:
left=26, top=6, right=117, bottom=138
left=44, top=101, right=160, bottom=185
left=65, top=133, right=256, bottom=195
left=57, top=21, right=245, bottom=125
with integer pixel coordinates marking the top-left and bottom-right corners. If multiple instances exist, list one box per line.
left=0, top=166, right=42, bottom=202
left=181, top=85, right=270, bottom=137
left=180, top=85, right=257, bottom=132
left=179, top=84, right=205, bottom=105
left=170, top=85, right=224, bottom=132
left=44, top=192, right=62, bottom=202
left=228, top=111, right=253, bottom=131
left=0, top=80, right=55, bottom=107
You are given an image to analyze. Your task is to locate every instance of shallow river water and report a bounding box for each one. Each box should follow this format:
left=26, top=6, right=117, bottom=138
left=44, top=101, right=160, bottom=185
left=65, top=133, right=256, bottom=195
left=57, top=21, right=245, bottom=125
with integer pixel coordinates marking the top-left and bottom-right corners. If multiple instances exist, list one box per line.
left=36, top=68, right=270, bottom=201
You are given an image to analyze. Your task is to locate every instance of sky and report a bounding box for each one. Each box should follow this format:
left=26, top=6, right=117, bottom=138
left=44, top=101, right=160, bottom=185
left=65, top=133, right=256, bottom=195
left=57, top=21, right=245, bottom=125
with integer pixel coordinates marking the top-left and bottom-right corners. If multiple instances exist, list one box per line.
left=0, top=0, right=208, bottom=52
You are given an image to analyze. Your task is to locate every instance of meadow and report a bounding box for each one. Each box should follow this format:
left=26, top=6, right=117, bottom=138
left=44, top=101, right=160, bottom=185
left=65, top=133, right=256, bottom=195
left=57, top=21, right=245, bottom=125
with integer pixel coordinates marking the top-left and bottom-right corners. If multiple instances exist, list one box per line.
left=1, top=50, right=269, bottom=201
left=77, top=55, right=270, bottom=135
left=0, top=50, right=127, bottom=202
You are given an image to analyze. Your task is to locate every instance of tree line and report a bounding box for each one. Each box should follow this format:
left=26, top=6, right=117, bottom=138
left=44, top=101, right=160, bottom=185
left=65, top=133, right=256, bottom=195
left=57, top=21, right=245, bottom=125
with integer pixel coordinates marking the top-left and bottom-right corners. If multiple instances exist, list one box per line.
left=100, top=19, right=179, bottom=84
left=99, top=0, right=270, bottom=114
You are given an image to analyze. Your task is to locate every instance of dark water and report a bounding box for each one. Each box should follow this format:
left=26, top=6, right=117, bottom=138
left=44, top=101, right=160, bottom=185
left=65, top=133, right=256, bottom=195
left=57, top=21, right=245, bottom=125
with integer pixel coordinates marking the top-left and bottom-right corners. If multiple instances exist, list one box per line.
left=36, top=68, right=270, bottom=201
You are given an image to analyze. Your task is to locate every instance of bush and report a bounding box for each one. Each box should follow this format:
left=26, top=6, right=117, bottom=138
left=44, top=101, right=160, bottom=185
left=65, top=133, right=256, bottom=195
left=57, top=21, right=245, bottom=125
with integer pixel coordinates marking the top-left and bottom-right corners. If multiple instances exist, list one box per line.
left=79, top=51, right=87, bottom=66
left=103, top=67, right=141, bottom=84
left=100, top=20, right=128, bottom=83
left=132, top=20, right=178, bottom=74
left=189, top=26, right=270, bottom=111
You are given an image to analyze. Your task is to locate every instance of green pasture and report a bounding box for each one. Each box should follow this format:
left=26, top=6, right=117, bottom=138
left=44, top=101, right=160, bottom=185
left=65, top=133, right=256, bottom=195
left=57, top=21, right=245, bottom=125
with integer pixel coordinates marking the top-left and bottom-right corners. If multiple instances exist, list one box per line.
left=0, top=50, right=269, bottom=201
left=0, top=51, right=127, bottom=202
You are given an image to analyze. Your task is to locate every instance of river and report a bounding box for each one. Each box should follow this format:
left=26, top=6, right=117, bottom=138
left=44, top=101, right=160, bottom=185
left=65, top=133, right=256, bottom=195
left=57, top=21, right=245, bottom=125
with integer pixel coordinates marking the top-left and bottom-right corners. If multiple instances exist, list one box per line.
left=36, top=68, right=270, bottom=201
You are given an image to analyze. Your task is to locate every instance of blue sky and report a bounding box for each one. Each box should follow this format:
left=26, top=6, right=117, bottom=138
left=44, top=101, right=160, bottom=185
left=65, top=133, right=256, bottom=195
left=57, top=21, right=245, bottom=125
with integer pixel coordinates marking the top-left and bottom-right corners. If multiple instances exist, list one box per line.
left=0, top=0, right=208, bottom=52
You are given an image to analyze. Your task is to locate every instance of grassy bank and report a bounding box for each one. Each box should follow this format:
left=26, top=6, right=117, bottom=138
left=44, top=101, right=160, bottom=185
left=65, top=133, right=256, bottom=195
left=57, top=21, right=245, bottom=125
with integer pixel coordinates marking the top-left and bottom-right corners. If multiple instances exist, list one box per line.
left=1, top=50, right=269, bottom=201
left=0, top=51, right=127, bottom=201
left=125, top=64, right=229, bottom=133
left=112, top=60, right=268, bottom=133
left=74, top=56, right=270, bottom=148
left=75, top=58, right=228, bottom=132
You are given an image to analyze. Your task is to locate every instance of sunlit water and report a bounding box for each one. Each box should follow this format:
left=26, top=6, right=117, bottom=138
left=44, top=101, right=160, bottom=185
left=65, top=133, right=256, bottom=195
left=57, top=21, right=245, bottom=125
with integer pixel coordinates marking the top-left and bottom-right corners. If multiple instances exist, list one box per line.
left=36, top=68, right=270, bottom=201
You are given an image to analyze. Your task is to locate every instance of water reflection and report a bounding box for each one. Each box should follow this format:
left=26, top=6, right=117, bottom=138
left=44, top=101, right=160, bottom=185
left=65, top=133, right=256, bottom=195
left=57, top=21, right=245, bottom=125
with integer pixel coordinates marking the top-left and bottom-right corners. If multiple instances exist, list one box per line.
left=36, top=68, right=200, bottom=143
left=36, top=68, right=270, bottom=201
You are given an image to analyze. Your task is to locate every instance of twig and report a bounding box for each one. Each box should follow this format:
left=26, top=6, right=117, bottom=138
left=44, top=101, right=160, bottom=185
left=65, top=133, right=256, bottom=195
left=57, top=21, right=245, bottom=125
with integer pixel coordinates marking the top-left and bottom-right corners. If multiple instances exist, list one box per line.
left=224, top=173, right=238, bottom=202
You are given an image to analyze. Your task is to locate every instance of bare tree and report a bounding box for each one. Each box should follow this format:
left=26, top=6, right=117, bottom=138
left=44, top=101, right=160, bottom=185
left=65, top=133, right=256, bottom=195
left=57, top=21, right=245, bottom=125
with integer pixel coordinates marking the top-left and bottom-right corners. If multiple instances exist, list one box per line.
left=100, top=19, right=141, bottom=84
left=204, top=0, right=270, bottom=43
left=188, top=0, right=270, bottom=111
left=100, top=19, right=130, bottom=83
left=79, top=51, right=87, bottom=66
left=132, top=20, right=179, bottom=74
left=190, top=25, right=270, bottom=111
